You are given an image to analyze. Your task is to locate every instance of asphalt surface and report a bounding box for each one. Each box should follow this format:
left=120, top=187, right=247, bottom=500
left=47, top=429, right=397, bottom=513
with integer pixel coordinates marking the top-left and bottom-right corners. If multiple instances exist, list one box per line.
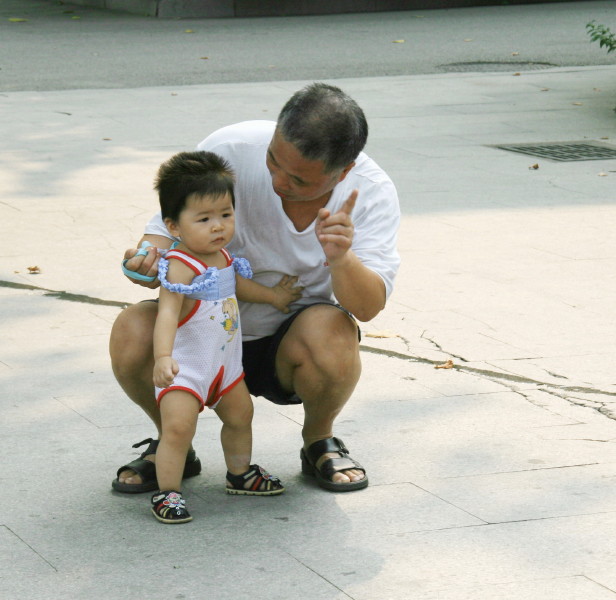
left=1, top=0, right=616, bottom=90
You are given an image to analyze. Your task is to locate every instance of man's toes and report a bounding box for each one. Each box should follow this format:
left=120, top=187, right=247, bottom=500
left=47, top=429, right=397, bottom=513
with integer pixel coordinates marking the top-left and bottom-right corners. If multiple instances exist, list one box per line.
left=118, top=470, right=143, bottom=485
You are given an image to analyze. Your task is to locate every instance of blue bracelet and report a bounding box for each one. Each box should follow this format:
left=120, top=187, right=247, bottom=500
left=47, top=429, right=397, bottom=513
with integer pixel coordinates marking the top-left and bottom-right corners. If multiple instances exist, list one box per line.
left=121, top=241, right=157, bottom=282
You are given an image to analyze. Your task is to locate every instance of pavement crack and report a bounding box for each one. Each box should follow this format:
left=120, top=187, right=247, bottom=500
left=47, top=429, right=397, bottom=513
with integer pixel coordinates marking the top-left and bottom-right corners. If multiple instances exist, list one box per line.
left=0, top=280, right=128, bottom=308
left=2, top=525, right=58, bottom=572
left=360, top=343, right=616, bottom=421
left=420, top=331, right=469, bottom=362
left=285, top=551, right=356, bottom=598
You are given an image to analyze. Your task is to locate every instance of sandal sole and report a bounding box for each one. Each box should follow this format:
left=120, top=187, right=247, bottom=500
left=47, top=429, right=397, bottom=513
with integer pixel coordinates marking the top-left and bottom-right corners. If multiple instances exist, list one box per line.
left=225, top=487, right=285, bottom=496
left=151, top=508, right=193, bottom=524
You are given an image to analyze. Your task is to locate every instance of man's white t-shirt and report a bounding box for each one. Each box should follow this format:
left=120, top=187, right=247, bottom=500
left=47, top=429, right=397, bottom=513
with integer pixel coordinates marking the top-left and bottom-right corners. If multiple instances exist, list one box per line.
left=145, top=120, right=401, bottom=341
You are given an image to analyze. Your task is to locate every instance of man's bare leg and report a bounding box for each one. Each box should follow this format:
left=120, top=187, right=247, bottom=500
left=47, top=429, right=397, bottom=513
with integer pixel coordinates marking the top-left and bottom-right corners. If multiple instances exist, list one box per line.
left=275, top=304, right=365, bottom=485
left=109, top=301, right=160, bottom=485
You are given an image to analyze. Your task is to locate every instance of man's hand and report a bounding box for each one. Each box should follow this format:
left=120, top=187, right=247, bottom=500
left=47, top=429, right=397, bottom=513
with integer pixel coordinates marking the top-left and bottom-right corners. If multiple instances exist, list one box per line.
left=122, top=240, right=166, bottom=289
left=153, top=356, right=179, bottom=388
left=271, top=275, right=304, bottom=313
left=315, top=189, right=358, bottom=266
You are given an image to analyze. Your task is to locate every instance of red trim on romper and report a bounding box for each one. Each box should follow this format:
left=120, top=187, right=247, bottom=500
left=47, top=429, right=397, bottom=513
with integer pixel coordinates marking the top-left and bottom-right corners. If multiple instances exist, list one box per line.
left=178, top=300, right=200, bottom=327
left=157, top=385, right=205, bottom=412
left=167, top=252, right=203, bottom=275
left=169, top=248, right=232, bottom=271
left=220, top=248, right=233, bottom=266
left=156, top=374, right=245, bottom=413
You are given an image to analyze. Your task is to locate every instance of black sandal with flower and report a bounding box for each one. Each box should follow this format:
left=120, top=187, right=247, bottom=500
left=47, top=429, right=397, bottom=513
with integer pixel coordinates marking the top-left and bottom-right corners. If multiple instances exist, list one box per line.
left=151, top=490, right=192, bottom=524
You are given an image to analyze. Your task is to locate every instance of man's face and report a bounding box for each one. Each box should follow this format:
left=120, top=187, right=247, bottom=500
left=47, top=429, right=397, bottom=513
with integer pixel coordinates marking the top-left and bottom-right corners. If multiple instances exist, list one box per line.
left=266, top=129, right=345, bottom=204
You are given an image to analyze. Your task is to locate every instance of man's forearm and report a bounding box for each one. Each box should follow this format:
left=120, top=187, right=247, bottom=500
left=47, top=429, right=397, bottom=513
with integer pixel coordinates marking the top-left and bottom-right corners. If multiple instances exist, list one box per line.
left=329, top=251, right=386, bottom=322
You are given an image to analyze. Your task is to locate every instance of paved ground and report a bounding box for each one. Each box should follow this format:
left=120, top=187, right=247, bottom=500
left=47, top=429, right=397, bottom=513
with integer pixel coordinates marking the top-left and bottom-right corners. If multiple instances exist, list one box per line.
left=2, top=36, right=616, bottom=600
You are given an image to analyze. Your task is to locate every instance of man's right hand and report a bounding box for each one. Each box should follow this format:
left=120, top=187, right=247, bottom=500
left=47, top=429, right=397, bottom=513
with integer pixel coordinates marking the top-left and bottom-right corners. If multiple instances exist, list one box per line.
left=123, top=245, right=162, bottom=289
left=122, top=235, right=174, bottom=289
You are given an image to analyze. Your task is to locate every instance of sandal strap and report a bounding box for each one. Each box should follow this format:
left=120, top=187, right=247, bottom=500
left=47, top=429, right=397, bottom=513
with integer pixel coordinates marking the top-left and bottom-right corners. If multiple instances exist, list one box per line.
left=318, top=455, right=365, bottom=480
left=305, top=437, right=366, bottom=478
left=305, top=436, right=348, bottom=464
left=132, top=437, right=159, bottom=457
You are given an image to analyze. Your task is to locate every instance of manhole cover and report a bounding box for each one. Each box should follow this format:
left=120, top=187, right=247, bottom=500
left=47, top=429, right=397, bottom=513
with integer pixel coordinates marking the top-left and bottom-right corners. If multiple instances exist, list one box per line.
left=491, top=141, right=616, bottom=162
left=439, top=61, right=556, bottom=73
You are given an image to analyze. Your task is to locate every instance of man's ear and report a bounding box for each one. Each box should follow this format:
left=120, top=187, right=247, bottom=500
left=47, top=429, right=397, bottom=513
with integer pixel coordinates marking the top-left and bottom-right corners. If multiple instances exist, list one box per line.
left=164, top=218, right=179, bottom=238
left=337, top=161, right=356, bottom=184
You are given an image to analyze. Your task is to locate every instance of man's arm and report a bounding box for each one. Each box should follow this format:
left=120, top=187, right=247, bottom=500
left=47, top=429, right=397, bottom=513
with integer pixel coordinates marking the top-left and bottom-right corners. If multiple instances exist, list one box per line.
left=328, top=252, right=385, bottom=322
left=315, top=190, right=386, bottom=322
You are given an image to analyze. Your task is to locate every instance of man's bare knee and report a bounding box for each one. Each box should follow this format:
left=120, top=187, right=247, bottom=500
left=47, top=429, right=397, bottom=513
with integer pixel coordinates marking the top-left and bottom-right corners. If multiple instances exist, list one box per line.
left=110, top=302, right=157, bottom=377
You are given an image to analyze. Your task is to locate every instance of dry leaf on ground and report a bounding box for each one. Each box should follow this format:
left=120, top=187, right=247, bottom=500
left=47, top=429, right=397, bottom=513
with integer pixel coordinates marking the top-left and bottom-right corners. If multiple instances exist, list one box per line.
left=365, top=330, right=399, bottom=339
left=435, top=359, right=454, bottom=369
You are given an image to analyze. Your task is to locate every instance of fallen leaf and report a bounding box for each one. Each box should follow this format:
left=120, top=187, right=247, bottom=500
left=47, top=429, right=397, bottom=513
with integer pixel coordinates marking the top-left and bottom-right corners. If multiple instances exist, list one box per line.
left=9, top=17, right=27, bottom=22
left=513, top=72, right=521, bottom=76
left=27, top=266, right=41, bottom=274
left=464, top=38, right=473, bottom=42
left=435, top=360, right=454, bottom=370
left=572, top=102, right=583, bottom=106
left=365, top=330, right=399, bottom=339
left=200, top=56, right=209, bottom=60
left=601, top=136, right=609, bottom=140
left=171, top=92, right=178, bottom=96
left=598, top=172, right=608, bottom=177
left=184, top=29, right=194, bottom=33
left=392, top=39, right=405, bottom=43
left=541, top=88, right=550, bottom=92
left=102, top=137, right=111, bottom=141
left=529, top=163, right=539, bottom=170
left=512, top=52, right=519, bottom=56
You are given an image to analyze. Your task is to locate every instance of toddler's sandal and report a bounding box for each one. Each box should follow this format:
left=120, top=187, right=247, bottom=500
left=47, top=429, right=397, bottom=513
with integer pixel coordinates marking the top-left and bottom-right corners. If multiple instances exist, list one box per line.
left=226, top=464, right=285, bottom=496
left=151, top=490, right=192, bottom=524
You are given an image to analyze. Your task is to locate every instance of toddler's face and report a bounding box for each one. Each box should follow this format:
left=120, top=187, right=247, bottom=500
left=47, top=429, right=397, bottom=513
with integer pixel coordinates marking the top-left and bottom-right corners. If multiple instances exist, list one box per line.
left=167, top=192, right=235, bottom=257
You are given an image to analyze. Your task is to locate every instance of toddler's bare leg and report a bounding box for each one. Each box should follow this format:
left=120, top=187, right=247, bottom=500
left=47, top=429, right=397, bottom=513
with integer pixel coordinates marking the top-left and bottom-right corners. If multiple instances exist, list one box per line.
left=214, top=381, right=254, bottom=477
left=157, top=391, right=200, bottom=491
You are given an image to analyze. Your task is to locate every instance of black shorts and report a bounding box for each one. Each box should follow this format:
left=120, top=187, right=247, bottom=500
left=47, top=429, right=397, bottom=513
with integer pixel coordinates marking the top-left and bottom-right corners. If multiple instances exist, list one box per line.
left=242, top=303, right=360, bottom=405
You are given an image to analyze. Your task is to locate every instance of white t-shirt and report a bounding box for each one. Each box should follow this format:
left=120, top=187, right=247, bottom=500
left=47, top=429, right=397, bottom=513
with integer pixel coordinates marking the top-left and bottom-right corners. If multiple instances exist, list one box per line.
left=145, top=120, right=400, bottom=340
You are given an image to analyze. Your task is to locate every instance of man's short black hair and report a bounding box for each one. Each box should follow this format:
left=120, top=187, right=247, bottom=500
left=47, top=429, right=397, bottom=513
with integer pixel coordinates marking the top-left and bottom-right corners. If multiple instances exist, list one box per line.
left=276, top=82, right=368, bottom=173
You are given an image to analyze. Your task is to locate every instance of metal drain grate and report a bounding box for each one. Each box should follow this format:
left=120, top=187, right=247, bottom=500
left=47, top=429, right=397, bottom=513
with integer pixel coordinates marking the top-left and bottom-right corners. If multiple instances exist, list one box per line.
left=492, top=141, right=616, bottom=162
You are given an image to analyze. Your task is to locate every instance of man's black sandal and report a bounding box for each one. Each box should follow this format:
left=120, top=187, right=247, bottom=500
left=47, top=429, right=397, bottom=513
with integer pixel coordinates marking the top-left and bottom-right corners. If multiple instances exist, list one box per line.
left=301, top=436, right=368, bottom=492
left=151, top=490, right=192, bottom=524
left=111, top=438, right=202, bottom=494
left=226, top=464, right=285, bottom=496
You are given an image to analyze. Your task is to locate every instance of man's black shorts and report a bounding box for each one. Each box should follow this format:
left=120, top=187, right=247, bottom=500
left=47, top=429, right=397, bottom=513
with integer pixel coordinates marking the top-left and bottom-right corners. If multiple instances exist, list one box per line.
left=242, top=303, right=360, bottom=405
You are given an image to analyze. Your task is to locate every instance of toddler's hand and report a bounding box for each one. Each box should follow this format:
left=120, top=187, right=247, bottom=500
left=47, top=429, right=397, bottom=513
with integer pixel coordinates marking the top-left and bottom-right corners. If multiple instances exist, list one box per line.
left=271, top=275, right=303, bottom=313
left=153, top=356, right=179, bottom=388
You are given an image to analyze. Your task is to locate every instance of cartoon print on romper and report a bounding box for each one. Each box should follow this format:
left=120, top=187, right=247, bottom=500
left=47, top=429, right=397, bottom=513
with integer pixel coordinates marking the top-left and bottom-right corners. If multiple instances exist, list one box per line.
left=221, top=297, right=239, bottom=343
